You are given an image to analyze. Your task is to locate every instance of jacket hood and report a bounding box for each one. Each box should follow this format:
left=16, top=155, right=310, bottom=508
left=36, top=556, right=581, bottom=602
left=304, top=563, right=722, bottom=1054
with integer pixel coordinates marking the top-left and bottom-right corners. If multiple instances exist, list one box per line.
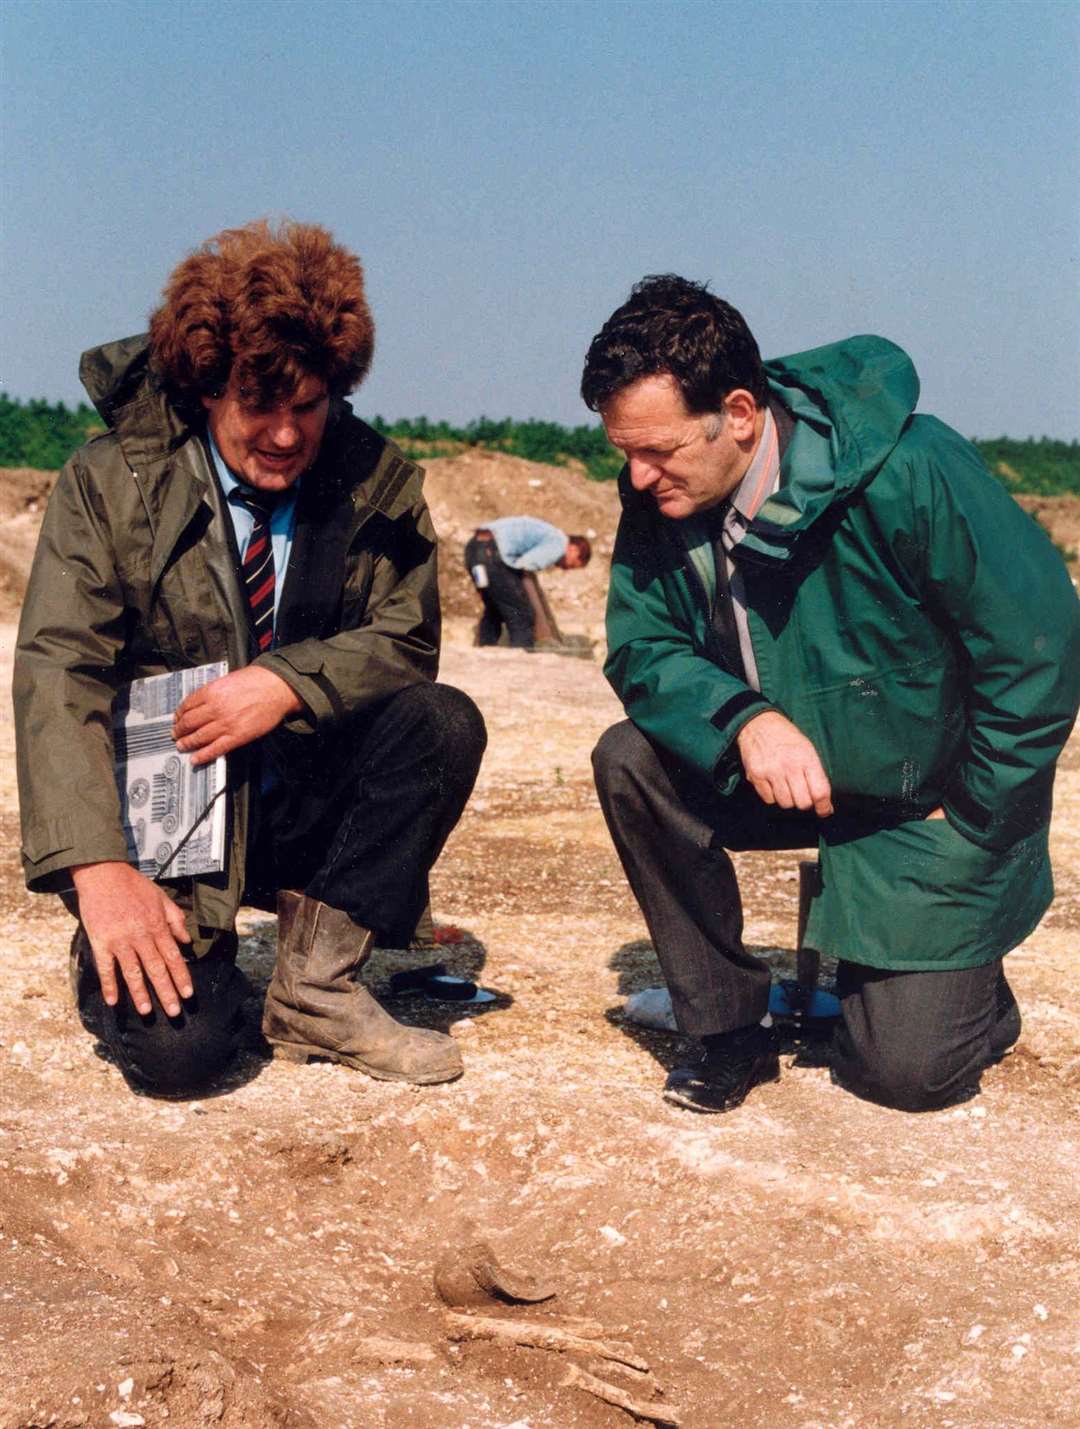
left=739, top=334, right=920, bottom=563
left=80, top=333, right=156, bottom=423
left=79, top=333, right=194, bottom=468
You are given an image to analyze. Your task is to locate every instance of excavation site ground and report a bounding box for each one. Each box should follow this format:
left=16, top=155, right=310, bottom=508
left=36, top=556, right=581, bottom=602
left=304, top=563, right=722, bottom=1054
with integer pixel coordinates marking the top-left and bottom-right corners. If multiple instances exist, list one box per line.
left=1, top=455, right=1077, bottom=1429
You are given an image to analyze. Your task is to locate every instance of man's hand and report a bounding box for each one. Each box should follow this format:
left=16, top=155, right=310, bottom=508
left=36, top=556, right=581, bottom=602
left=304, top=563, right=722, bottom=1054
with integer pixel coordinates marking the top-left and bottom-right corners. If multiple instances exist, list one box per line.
left=71, top=861, right=194, bottom=1016
left=735, top=710, right=834, bottom=817
left=172, top=666, right=303, bottom=766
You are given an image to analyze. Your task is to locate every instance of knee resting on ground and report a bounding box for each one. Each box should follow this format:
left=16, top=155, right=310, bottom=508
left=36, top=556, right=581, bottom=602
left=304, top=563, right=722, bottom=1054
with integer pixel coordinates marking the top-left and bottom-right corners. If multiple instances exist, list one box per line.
left=99, top=957, right=247, bottom=1097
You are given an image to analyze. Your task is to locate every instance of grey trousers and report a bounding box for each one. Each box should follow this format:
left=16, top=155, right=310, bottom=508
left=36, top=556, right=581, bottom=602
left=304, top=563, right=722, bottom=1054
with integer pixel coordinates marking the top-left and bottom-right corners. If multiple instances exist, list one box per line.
left=592, top=720, right=1020, bottom=1111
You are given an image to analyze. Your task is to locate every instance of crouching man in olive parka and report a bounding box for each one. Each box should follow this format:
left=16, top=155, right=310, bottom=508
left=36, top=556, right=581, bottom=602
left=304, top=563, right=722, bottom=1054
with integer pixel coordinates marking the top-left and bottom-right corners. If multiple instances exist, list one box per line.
left=14, top=220, right=486, bottom=1096
left=585, top=276, right=1080, bottom=1115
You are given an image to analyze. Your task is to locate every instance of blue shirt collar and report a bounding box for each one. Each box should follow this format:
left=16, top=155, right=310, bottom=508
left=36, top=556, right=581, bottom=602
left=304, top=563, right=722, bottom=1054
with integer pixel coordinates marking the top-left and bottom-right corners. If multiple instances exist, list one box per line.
left=206, top=431, right=302, bottom=506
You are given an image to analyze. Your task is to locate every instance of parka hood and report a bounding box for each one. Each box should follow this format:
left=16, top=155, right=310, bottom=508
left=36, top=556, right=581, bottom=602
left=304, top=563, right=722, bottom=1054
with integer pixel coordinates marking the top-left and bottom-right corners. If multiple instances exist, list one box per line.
left=79, top=333, right=194, bottom=469
left=741, top=334, right=920, bottom=563
left=80, top=333, right=156, bottom=423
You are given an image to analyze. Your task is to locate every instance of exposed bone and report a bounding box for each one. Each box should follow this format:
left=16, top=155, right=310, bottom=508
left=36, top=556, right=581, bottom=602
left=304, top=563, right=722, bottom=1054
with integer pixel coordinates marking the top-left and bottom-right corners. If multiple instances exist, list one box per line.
left=586, top=1355, right=658, bottom=1389
left=561, top=1362, right=681, bottom=1426
left=351, top=1334, right=437, bottom=1366
left=444, top=1310, right=649, bottom=1371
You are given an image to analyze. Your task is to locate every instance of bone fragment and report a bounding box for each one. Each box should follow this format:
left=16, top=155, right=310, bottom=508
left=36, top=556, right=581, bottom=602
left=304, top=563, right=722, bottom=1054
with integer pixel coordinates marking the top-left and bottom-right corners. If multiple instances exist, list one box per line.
left=352, top=1334, right=437, bottom=1365
left=561, top=1362, right=681, bottom=1426
left=586, top=1356, right=658, bottom=1389
left=444, top=1310, right=648, bottom=1371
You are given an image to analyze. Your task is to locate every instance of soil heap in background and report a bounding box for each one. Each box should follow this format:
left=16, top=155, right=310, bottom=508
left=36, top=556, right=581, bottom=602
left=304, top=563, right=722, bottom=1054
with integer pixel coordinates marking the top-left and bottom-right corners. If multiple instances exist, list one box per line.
left=0, top=453, right=624, bottom=637
left=0, top=468, right=57, bottom=617
left=421, top=449, right=621, bottom=637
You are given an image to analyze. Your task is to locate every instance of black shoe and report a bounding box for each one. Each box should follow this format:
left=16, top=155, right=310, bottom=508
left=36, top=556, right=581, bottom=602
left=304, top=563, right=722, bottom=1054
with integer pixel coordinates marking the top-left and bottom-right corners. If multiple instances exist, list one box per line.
left=663, top=1024, right=780, bottom=1113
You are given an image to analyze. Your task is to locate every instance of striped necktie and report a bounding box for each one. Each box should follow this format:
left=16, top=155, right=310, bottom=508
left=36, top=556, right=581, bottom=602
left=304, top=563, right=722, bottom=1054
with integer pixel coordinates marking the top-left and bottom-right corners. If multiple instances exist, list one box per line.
left=229, top=486, right=279, bottom=651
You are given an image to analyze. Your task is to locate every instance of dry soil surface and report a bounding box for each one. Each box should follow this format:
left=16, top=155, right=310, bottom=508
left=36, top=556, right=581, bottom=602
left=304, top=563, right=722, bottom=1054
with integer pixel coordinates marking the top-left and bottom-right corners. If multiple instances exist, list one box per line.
left=0, top=460, right=1078, bottom=1429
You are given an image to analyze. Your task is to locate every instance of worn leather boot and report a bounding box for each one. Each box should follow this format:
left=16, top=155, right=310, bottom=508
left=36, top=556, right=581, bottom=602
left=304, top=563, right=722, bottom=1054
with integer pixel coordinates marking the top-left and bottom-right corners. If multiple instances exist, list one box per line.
left=262, top=890, right=463, bottom=1084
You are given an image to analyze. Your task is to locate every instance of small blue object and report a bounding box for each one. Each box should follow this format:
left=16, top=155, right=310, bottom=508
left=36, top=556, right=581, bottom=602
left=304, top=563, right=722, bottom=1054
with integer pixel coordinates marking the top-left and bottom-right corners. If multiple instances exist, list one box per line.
left=454, top=988, right=498, bottom=1006
left=769, top=980, right=841, bottom=1024
left=428, top=978, right=497, bottom=1006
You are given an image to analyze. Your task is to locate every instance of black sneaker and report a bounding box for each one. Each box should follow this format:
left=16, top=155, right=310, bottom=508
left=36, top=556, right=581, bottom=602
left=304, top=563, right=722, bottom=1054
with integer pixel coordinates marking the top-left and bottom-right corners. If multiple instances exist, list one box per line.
left=663, top=1024, right=780, bottom=1113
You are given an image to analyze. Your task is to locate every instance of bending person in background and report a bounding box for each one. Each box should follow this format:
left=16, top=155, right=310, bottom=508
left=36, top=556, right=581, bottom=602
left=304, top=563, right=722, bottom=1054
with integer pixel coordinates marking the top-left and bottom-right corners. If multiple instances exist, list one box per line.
left=584, top=275, right=1080, bottom=1115
left=465, top=516, right=591, bottom=648
left=14, top=220, right=486, bottom=1097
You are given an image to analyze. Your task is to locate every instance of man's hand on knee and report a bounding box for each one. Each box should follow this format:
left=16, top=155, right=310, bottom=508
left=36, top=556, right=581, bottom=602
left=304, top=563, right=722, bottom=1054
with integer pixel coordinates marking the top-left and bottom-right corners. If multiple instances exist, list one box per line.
left=735, top=710, right=834, bottom=817
left=172, top=667, right=303, bottom=765
left=71, top=862, right=194, bottom=1017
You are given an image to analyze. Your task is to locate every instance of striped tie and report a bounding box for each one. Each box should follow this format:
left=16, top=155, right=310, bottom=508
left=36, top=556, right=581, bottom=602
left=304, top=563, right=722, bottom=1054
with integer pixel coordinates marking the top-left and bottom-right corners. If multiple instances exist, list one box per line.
left=230, top=487, right=278, bottom=652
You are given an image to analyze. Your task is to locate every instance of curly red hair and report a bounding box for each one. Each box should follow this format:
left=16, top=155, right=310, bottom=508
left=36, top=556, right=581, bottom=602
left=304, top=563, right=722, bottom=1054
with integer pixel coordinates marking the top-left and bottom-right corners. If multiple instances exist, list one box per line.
left=148, top=219, right=374, bottom=406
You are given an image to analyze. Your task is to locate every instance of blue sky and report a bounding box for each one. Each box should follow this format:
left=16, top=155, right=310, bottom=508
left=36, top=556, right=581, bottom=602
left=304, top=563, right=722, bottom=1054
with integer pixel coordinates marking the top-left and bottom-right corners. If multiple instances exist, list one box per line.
left=2, top=0, right=1077, bottom=437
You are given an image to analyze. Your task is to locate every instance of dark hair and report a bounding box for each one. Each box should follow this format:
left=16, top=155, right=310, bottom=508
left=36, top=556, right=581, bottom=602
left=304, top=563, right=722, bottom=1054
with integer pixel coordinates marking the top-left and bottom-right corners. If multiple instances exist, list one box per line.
left=580, top=274, right=767, bottom=413
left=149, top=219, right=374, bottom=407
left=567, top=534, right=592, bottom=564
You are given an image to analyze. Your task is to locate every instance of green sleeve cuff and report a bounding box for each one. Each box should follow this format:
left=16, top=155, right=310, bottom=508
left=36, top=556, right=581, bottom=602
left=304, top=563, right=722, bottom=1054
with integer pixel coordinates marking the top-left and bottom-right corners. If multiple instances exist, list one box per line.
left=711, top=691, right=775, bottom=795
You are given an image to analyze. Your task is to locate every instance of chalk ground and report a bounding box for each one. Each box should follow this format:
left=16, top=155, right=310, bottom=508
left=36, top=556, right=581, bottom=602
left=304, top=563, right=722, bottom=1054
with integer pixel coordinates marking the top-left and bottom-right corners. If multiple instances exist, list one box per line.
left=1, top=625, right=1078, bottom=1429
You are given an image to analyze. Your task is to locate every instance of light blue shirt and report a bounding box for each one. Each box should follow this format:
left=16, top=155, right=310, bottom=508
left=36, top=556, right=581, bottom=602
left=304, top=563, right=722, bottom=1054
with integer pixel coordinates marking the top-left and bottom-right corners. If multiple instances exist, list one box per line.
left=488, top=515, right=568, bottom=571
left=208, top=434, right=301, bottom=633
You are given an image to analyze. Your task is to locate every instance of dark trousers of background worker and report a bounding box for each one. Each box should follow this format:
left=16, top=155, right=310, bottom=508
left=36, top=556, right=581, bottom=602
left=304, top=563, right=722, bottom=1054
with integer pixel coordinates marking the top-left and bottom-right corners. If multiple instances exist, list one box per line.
left=465, top=531, right=535, bottom=648
left=69, top=682, right=487, bottom=1096
left=592, top=719, right=1020, bottom=1112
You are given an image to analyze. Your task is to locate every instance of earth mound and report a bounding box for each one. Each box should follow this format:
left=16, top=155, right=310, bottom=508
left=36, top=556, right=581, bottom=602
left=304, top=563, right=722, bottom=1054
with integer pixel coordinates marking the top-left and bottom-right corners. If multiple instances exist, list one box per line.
left=0, top=454, right=623, bottom=635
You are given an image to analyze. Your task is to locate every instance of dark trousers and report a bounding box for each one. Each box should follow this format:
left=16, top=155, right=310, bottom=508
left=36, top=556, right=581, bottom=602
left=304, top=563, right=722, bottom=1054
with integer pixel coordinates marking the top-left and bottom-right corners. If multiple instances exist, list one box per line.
left=592, top=719, right=1020, bottom=1112
left=72, top=682, right=487, bottom=1096
left=465, top=533, right=535, bottom=648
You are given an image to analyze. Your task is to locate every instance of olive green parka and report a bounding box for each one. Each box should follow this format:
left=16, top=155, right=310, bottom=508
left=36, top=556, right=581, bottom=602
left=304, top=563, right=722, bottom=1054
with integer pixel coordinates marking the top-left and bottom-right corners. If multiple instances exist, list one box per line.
left=605, top=336, right=1080, bottom=970
left=14, top=336, right=440, bottom=948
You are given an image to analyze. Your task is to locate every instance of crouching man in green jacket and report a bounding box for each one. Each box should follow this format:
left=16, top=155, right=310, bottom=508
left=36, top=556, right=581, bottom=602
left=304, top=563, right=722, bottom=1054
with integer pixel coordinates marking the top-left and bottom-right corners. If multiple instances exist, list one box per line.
left=585, top=275, right=1080, bottom=1114
left=14, top=220, right=486, bottom=1096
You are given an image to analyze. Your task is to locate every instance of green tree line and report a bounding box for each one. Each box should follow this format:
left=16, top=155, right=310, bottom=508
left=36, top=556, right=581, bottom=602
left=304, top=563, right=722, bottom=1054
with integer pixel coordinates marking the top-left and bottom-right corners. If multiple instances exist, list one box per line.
left=368, top=414, right=627, bottom=480
left=2, top=393, right=1077, bottom=493
left=0, top=395, right=105, bottom=470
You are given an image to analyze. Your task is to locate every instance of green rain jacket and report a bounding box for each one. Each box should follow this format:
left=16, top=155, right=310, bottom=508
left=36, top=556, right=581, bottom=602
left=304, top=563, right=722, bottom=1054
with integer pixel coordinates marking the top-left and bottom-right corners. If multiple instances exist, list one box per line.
left=14, top=336, right=439, bottom=949
left=605, top=336, right=1080, bottom=970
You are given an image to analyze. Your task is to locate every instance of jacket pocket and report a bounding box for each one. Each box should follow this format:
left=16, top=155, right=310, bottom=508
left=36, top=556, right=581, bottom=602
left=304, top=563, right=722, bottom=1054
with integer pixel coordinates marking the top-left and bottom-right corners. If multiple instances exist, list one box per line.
left=807, top=816, right=1052, bottom=970
left=798, top=657, right=965, bottom=810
